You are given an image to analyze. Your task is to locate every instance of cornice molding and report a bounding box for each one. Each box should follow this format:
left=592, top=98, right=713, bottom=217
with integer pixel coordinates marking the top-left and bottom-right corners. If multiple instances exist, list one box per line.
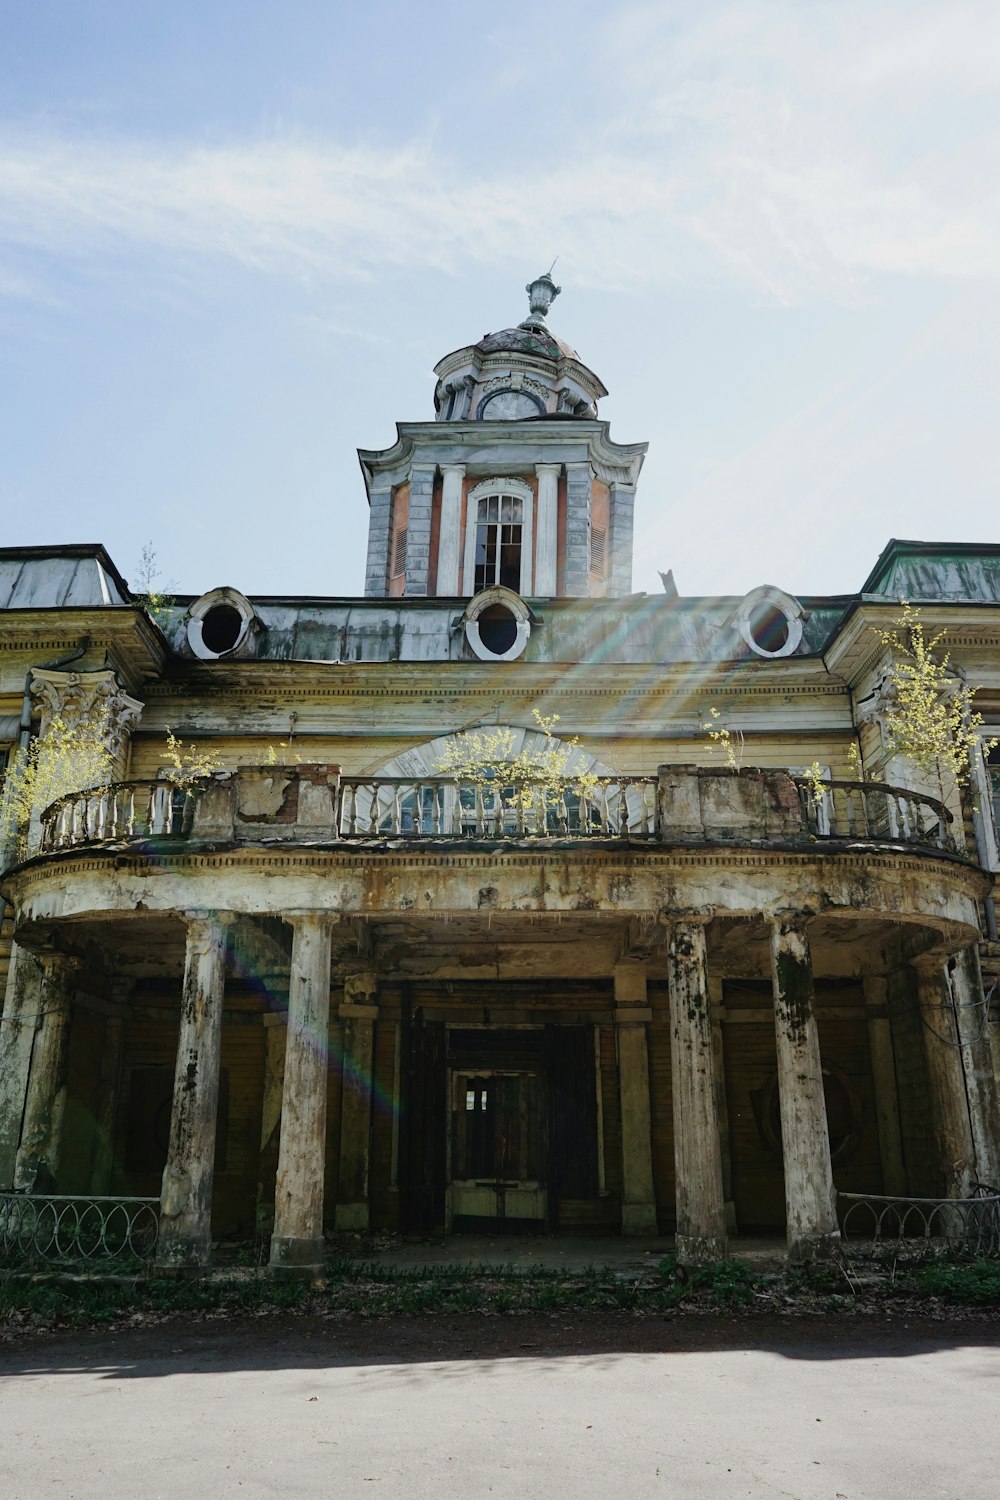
left=8, top=840, right=986, bottom=892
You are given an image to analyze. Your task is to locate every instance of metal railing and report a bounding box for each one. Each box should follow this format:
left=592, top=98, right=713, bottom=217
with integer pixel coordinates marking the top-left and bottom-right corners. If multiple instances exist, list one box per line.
left=794, top=778, right=956, bottom=854
left=40, top=780, right=197, bottom=853
left=838, top=1189, right=1000, bottom=1259
left=337, top=775, right=658, bottom=840
left=0, top=1192, right=160, bottom=1267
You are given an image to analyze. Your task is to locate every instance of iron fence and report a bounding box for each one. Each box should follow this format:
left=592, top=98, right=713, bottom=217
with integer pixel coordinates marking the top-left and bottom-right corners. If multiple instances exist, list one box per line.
left=0, top=1192, right=160, bottom=1267
left=838, top=1188, right=1000, bottom=1259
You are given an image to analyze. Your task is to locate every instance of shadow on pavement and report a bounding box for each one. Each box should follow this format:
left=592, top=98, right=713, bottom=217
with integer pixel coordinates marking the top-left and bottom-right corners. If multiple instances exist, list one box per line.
left=2, top=1311, right=999, bottom=1380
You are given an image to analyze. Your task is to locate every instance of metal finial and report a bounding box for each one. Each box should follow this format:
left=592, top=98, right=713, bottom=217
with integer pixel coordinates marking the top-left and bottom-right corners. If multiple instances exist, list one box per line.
left=521, top=269, right=562, bottom=331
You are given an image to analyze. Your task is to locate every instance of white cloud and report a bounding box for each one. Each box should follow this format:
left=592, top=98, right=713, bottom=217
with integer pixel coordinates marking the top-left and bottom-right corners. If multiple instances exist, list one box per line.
left=0, top=2, right=997, bottom=302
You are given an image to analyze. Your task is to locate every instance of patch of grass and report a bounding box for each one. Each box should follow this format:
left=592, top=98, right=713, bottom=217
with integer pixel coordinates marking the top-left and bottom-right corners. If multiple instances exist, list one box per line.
left=906, top=1259, right=1000, bottom=1305
left=689, top=1259, right=762, bottom=1309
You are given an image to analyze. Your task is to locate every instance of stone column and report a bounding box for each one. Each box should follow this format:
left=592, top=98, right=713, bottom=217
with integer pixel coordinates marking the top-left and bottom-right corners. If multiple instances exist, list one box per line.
left=563, top=461, right=593, bottom=597
left=913, top=955, right=978, bottom=1196
left=256, top=1012, right=287, bottom=1233
left=336, top=968, right=378, bottom=1231
left=608, top=480, right=636, bottom=596
left=950, top=946, right=1000, bottom=1189
left=709, top=974, right=737, bottom=1234
left=614, top=963, right=657, bottom=1235
left=156, top=913, right=233, bottom=1272
left=534, top=464, right=560, bottom=596
left=666, top=918, right=727, bottom=1264
left=270, top=912, right=337, bottom=1276
left=364, top=484, right=394, bottom=597
left=769, top=917, right=840, bottom=1261
left=88, top=986, right=128, bottom=1195
left=13, top=955, right=79, bottom=1191
left=436, top=464, right=465, bottom=596
left=404, top=465, right=436, bottom=598
left=863, top=976, right=907, bottom=1196
left=0, top=944, right=43, bottom=1188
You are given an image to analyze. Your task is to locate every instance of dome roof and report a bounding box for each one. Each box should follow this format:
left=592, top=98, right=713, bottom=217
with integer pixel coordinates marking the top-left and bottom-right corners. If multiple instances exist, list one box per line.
left=474, top=324, right=581, bottom=362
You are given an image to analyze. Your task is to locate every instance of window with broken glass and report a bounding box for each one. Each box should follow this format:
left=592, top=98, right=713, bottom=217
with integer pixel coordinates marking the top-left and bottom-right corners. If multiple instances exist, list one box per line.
left=988, top=743, right=1000, bottom=848
left=474, top=495, right=522, bottom=592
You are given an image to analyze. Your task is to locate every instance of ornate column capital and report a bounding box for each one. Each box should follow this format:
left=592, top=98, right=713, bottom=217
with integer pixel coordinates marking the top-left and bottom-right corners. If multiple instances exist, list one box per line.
left=766, top=910, right=814, bottom=936
left=660, top=907, right=714, bottom=930
left=283, top=910, right=342, bottom=935
left=30, top=667, right=143, bottom=760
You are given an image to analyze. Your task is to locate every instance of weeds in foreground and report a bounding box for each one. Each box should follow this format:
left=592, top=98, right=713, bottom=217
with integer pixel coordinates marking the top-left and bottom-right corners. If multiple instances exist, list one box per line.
left=4, top=1253, right=1000, bottom=1332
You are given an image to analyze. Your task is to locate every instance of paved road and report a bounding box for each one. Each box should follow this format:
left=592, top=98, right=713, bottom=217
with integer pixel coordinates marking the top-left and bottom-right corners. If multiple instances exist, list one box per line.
left=1, top=1314, right=997, bottom=1498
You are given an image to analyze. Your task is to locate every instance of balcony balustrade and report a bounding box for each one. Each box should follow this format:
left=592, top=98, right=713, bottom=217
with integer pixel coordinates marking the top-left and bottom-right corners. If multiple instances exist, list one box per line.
left=29, top=764, right=959, bottom=861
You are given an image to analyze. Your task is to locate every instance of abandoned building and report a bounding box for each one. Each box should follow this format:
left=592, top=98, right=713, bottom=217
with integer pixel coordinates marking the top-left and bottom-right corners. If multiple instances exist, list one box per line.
left=2, top=272, right=1000, bottom=1274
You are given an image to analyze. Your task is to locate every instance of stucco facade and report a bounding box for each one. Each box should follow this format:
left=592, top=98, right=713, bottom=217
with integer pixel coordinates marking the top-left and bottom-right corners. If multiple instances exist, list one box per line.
left=2, top=279, right=1000, bottom=1272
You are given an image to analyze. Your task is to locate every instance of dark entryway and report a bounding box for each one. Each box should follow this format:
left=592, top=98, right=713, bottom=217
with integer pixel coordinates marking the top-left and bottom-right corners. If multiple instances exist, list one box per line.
left=399, top=1010, right=599, bottom=1234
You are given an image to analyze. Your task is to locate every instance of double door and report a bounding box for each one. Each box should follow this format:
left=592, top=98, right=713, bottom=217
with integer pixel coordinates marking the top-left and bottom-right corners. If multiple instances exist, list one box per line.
left=450, top=1069, right=547, bottom=1227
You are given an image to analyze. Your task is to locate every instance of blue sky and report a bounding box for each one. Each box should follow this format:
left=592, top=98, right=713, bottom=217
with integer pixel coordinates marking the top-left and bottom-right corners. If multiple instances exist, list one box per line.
left=1, top=1, right=998, bottom=601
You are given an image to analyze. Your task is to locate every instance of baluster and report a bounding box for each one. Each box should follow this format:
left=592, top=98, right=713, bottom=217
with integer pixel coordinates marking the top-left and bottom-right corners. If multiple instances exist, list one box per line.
left=390, top=786, right=400, bottom=836
left=475, top=786, right=485, bottom=836
left=897, top=794, right=911, bottom=841
left=600, top=784, right=611, bottom=835
left=621, top=783, right=632, bottom=836
left=558, top=792, right=569, bottom=835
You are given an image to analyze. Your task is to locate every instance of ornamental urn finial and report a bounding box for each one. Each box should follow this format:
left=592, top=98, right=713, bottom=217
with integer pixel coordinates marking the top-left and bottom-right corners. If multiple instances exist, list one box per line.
left=521, top=269, right=561, bottom=330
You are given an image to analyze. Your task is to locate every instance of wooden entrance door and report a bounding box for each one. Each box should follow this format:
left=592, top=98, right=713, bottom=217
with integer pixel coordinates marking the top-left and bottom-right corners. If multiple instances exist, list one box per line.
left=450, top=1070, right=547, bottom=1229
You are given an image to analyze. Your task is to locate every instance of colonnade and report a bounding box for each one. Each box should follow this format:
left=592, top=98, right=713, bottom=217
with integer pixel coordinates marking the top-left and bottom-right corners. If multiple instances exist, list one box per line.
left=2, top=907, right=997, bottom=1274
left=615, top=914, right=839, bottom=1264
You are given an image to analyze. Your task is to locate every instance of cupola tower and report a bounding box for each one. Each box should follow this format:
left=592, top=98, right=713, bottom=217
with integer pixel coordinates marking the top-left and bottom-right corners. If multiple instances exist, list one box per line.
left=359, top=277, right=647, bottom=601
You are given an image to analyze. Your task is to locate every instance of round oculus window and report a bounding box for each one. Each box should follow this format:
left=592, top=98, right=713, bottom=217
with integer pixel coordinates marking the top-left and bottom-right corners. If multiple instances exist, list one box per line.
left=736, top=586, right=803, bottom=659
left=463, top=587, right=531, bottom=662
left=186, top=587, right=257, bottom=660
left=200, top=604, right=244, bottom=655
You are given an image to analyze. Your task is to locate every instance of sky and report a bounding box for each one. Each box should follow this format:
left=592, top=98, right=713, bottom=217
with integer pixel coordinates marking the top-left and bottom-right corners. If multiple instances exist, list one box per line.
left=0, top=0, right=998, bottom=602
